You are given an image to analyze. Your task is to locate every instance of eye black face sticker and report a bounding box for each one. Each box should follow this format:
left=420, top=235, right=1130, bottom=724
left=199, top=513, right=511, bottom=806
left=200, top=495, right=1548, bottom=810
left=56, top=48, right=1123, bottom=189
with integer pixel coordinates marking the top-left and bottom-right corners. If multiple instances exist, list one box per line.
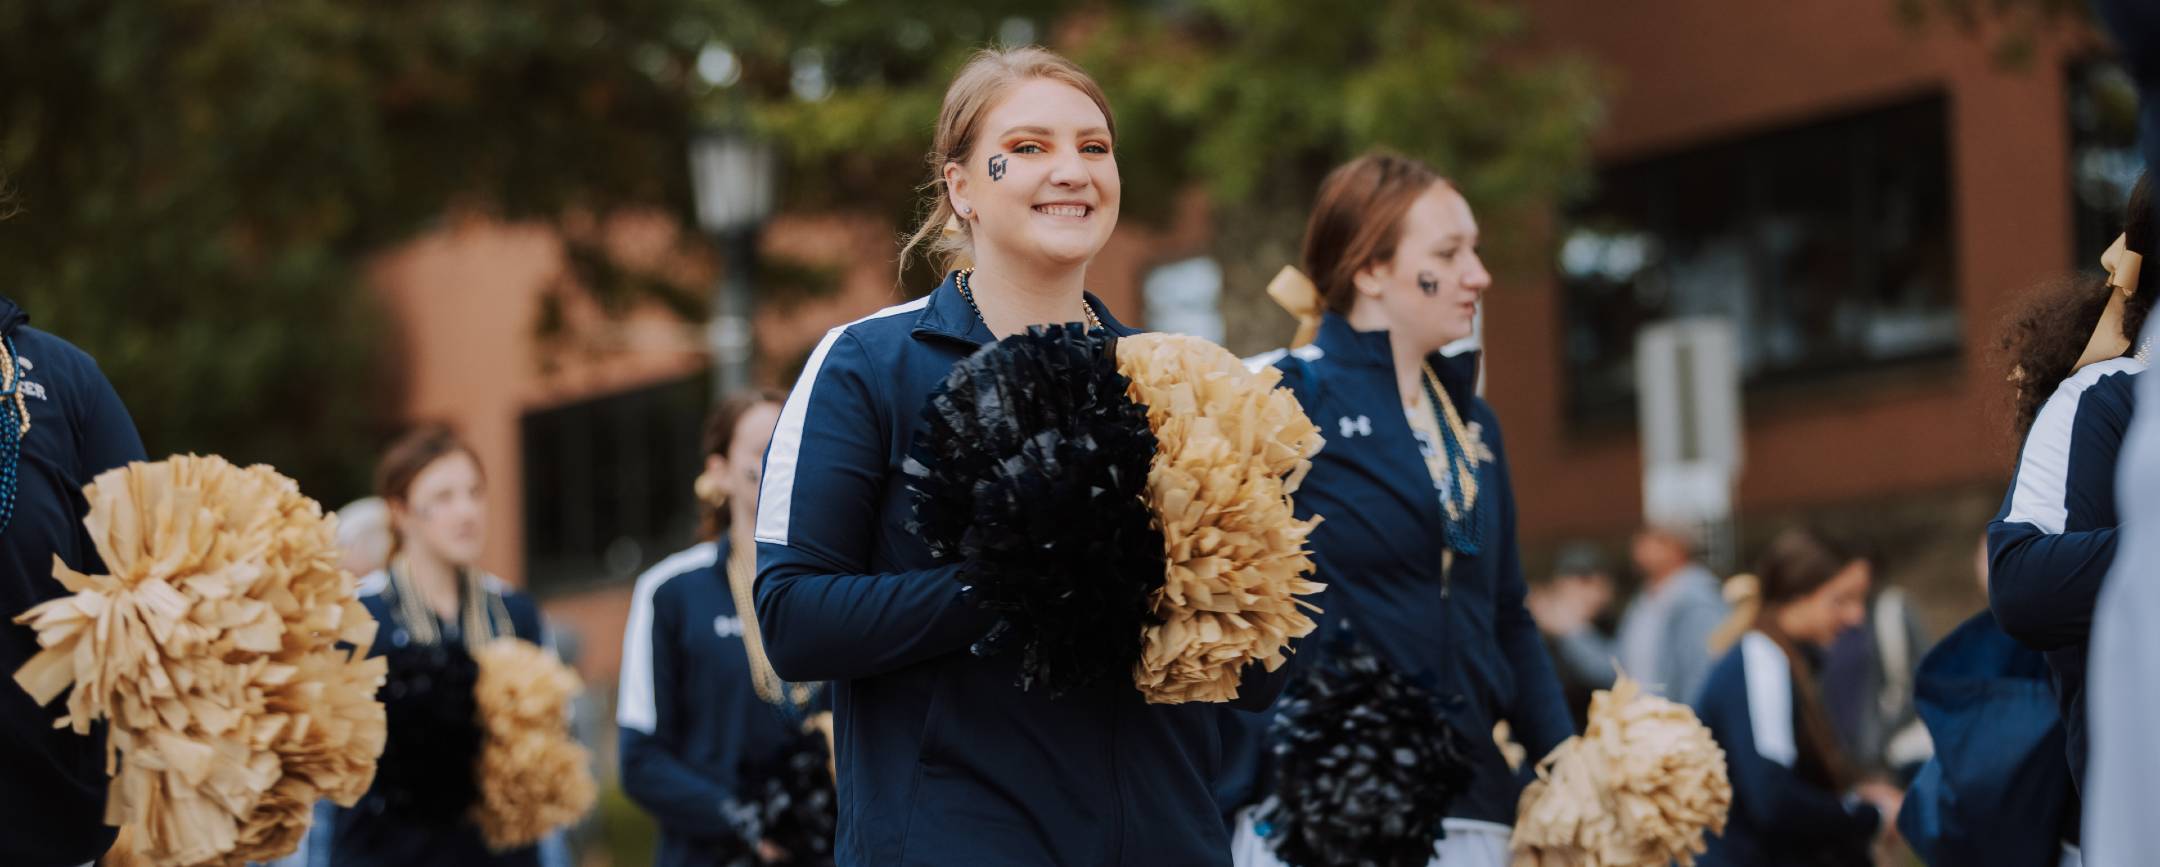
left=1417, top=270, right=1441, bottom=297
left=988, top=153, right=1008, bottom=181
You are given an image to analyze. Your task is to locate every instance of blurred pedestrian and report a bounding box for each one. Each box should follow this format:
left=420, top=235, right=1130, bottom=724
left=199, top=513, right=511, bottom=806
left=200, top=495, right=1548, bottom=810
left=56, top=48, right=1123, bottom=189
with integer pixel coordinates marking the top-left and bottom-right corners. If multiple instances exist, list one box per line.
left=1544, top=526, right=1726, bottom=704
left=620, top=390, right=825, bottom=866
left=1898, top=534, right=2077, bottom=867
left=330, top=426, right=549, bottom=867
left=1694, top=527, right=1894, bottom=867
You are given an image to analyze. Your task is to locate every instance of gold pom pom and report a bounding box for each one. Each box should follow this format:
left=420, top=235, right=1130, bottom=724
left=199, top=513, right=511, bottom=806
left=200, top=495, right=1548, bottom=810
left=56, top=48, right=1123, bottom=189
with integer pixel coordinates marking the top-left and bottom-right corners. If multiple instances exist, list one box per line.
left=468, top=638, right=597, bottom=852
left=11, top=455, right=387, bottom=867
left=1510, top=674, right=1733, bottom=867
left=1116, top=333, right=1326, bottom=704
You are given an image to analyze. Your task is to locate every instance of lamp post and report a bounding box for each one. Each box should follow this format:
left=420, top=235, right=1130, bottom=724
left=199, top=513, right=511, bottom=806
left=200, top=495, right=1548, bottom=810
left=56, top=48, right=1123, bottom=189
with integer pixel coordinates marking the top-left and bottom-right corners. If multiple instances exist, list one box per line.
left=687, top=127, right=776, bottom=396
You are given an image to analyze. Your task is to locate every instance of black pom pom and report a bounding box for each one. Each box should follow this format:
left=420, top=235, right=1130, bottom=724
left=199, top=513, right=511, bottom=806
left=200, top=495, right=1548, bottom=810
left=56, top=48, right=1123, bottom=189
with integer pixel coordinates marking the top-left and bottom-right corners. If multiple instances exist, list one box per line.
left=366, top=642, right=484, bottom=823
left=903, top=323, right=1165, bottom=697
left=741, top=728, right=840, bottom=866
left=1262, top=625, right=1476, bottom=867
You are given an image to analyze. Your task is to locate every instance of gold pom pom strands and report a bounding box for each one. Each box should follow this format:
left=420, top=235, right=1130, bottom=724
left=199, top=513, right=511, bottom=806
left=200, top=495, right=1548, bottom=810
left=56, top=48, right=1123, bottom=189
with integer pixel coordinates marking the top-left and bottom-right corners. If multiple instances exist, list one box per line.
left=11, top=456, right=387, bottom=866
left=1511, top=673, right=1733, bottom=867
left=1118, top=333, right=1326, bottom=704
left=468, top=638, right=598, bottom=852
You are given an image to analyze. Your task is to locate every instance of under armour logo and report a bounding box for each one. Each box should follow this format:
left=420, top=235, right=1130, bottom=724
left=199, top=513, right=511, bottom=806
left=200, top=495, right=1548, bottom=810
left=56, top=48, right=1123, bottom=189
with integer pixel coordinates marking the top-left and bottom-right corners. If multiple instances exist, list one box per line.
left=1339, top=415, right=1372, bottom=438
left=714, top=616, right=744, bottom=638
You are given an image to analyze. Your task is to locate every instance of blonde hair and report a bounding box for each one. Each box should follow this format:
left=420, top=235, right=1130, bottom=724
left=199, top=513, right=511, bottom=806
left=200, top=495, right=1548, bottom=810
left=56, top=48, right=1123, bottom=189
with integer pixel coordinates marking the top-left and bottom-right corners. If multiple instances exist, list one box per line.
left=897, top=45, right=1116, bottom=280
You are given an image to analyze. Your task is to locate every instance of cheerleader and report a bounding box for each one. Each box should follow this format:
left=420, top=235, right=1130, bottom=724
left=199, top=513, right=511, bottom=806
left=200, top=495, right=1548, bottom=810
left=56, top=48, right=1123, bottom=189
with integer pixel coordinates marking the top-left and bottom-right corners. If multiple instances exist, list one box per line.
left=331, top=425, right=548, bottom=867
left=753, top=46, right=1289, bottom=866
left=1692, top=528, right=1889, bottom=867
left=1987, top=172, right=2153, bottom=804
left=0, top=294, right=147, bottom=866
left=1226, top=151, right=1573, bottom=866
left=619, top=390, right=822, bottom=866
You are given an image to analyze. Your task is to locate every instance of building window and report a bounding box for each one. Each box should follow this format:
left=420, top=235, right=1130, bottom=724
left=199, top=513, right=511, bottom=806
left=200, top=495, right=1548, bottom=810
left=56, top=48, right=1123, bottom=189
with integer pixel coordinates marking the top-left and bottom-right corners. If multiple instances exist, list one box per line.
left=2069, top=58, right=2142, bottom=268
left=1143, top=256, right=1226, bottom=343
left=1558, top=94, right=1957, bottom=424
left=522, top=374, right=711, bottom=595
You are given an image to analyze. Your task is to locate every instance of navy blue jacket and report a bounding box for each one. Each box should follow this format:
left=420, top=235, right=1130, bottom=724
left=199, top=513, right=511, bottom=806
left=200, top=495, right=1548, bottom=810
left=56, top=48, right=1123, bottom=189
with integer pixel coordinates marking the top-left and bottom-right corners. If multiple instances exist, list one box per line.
left=333, top=569, right=548, bottom=867
left=619, top=539, right=805, bottom=866
left=0, top=297, right=147, bottom=867
left=1219, top=313, right=1573, bottom=827
left=1693, top=633, right=1878, bottom=867
left=1896, top=612, right=2075, bottom=867
left=1987, top=355, right=2143, bottom=793
left=753, top=272, right=1289, bottom=866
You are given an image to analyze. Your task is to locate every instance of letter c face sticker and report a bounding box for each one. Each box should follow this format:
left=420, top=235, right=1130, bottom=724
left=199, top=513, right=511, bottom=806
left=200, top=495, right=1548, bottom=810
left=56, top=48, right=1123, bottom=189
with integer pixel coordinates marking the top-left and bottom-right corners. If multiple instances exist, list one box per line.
left=988, top=153, right=1008, bottom=181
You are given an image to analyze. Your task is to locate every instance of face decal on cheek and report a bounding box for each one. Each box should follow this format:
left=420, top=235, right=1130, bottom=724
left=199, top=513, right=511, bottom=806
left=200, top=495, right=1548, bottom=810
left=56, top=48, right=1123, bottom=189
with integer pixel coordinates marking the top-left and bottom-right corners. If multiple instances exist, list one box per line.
left=988, top=153, right=1008, bottom=182
left=1417, top=270, right=1441, bottom=297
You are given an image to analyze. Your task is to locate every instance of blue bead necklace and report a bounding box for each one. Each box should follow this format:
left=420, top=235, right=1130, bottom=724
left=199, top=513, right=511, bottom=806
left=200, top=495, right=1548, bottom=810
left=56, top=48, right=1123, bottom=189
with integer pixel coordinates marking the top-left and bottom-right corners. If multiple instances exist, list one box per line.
left=0, top=336, right=29, bottom=537
left=1418, top=364, right=1483, bottom=558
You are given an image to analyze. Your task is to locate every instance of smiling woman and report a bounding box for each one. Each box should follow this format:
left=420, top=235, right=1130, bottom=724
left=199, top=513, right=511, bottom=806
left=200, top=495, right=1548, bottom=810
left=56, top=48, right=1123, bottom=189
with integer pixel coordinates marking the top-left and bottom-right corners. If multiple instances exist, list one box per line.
left=753, top=46, right=1288, bottom=867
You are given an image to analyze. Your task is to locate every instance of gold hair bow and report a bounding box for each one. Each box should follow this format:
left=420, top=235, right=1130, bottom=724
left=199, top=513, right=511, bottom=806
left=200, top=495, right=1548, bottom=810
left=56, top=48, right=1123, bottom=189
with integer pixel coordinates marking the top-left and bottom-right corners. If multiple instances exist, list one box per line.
left=1267, top=266, right=1323, bottom=348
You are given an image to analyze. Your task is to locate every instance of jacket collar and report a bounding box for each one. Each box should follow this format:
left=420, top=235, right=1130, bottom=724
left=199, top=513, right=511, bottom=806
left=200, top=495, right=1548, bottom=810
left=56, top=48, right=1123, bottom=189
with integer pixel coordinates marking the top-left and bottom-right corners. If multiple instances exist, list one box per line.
left=911, top=270, right=1138, bottom=348
left=0, top=296, right=25, bottom=338
left=1311, top=311, right=1482, bottom=408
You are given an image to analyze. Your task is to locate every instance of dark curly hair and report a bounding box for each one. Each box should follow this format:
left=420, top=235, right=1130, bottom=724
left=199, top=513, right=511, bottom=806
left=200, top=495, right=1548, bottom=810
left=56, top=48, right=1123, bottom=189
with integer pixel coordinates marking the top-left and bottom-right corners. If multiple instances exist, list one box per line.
left=2001, top=172, right=2155, bottom=436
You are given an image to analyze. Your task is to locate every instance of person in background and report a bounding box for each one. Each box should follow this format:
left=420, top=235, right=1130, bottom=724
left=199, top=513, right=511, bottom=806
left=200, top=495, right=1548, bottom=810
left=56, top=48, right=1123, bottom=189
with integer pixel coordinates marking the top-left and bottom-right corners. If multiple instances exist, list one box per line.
left=331, top=426, right=549, bottom=867
left=1987, top=172, right=2151, bottom=832
left=619, top=390, right=812, bottom=866
left=0, top=290, right=149, bottom=867
left=335, top=497, right=394, bottom=580
left=1526, top=541, right=1617, bottom=728
left=1545, top=526, right=1726, bottom=703
left=1225, top=149, right=1572, bottom=864
left=1898, top=534, right=2077, bottom=867
left=1693, top=527, right=1895, bottom=867
left=1819, top=549, right=1932, bottom=785
left=2078, top=4, right=2160, bottom=832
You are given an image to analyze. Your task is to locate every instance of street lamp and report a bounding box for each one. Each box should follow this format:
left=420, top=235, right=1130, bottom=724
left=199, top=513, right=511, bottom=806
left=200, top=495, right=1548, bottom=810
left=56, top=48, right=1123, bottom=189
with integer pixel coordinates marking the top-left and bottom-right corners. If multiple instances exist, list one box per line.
left=688, top=127, right=777, bottom=396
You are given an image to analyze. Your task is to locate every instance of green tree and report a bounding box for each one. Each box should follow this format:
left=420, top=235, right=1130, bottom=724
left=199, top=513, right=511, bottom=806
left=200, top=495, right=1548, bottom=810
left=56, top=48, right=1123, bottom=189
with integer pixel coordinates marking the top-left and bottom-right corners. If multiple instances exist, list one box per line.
left=704, top=0, right=1601, bottom=354
left=0, top=0, right=715, bottom=502
left=1892, top=0, right=2095, bottom=67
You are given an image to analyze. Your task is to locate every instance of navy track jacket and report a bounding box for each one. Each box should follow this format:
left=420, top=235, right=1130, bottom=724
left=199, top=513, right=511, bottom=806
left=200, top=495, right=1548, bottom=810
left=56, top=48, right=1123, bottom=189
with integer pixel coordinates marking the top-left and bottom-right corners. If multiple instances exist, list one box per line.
left=753, top=272, right=1291, bottom=866
left=1219, top=312, right=1573, bottom=827
left=1692, top=634, right=1880, bottom=866
left=1987, top=355, right=2144, bottom=792
left=618, top=539, right=805, bottom=866
left=332, top=570, right=548, bottom=867
left=0, top=296, right=148, bottom=867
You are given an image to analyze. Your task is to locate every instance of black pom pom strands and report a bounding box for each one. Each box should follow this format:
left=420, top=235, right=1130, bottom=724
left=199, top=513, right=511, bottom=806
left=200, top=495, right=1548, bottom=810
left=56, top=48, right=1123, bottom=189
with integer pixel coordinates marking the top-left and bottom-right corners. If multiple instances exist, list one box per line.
left=741, top=727, right=841, bottom=866
left=903, top=323, right=1165, bottom=698
left=1262, top=626, right=1476, bottom=867
left=367, top=643, right=485, bottom=823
